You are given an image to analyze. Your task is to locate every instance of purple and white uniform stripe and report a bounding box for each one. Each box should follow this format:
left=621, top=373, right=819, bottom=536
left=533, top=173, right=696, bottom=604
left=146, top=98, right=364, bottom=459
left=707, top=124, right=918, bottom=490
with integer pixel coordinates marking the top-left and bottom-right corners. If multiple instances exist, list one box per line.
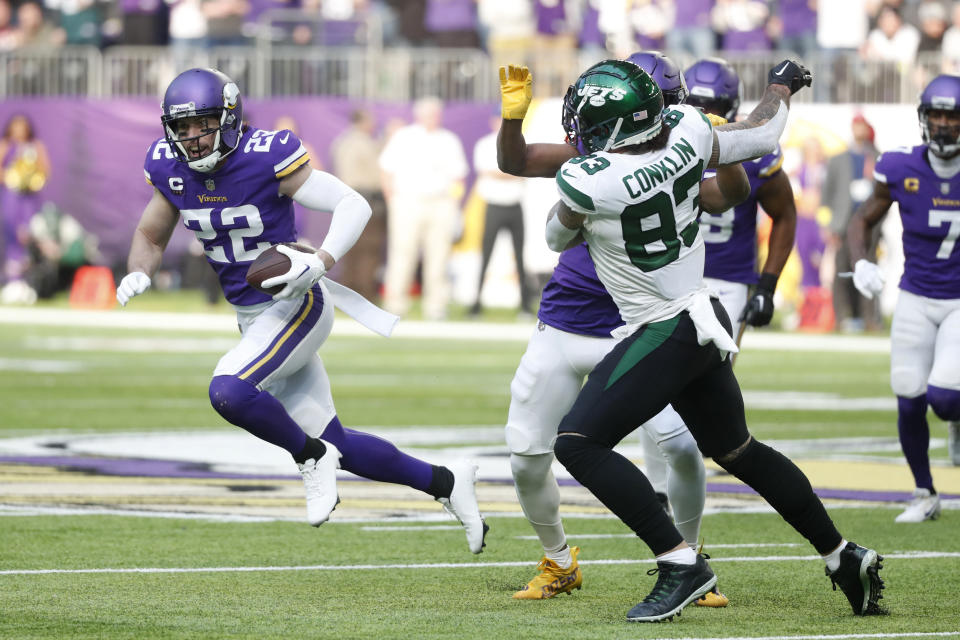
left=143, top=126, right=311, bottom=306
left=874, top=145, right=960, bottom=299
left=234, top=284, right=325, bottom=386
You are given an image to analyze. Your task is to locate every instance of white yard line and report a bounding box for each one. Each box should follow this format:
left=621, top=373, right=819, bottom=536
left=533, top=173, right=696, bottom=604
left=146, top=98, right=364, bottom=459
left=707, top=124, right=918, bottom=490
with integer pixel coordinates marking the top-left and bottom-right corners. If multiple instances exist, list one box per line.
left=1, top=551, right=957, bottom=576
left=1, top=307, right=890, bottom=351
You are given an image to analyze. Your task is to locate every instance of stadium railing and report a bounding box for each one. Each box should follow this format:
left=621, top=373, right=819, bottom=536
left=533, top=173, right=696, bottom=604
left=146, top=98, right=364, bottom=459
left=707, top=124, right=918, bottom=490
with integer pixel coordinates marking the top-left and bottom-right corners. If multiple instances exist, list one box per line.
left=0, top=45, right=945, bottom=103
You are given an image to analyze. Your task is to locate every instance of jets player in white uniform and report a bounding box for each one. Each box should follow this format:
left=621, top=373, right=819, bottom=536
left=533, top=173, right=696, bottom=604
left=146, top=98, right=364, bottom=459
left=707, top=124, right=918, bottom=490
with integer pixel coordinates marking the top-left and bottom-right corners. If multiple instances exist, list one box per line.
left=542, top=59, right=885, bottom=622
left=848, top=73, right=960, bottom=523
left=497, top=54, right=750, bottom=602
left=114, top=68, right=487, bottom=553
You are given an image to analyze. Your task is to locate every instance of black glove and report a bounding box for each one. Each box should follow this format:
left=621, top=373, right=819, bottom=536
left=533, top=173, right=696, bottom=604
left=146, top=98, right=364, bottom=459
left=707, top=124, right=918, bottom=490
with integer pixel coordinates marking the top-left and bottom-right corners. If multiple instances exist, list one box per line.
left=768, top=60, right=812, bottom=95
left=739, top=272, right=778, bottom=327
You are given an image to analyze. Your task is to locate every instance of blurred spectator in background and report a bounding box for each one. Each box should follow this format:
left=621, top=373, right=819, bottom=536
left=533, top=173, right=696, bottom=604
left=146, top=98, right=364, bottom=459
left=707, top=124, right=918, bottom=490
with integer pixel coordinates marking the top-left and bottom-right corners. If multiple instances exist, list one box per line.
left=379, top=97, right=467, bottom=320
left=942, top=0, right=960, bottom=70
left=712, top=0, right=771, bottom=52
left=862, top=6, right=920, bottom=63
left=770, top=0, right=817, bottom=59
left=25, top=201, right=99, bottom=299
left=47, top=0, right=102, bottom=46
left=0, top=113, right=49, bottom=284
left=425, top=0, right=480, bottom=47
left=204, top=0, right=250, bottom=45
left=664, top=0, right=716, bottom=59
left=823, top=113, right=881, bottom=332
left=168, top=0, right=208, bottom=50
left=469, top=114, right=530, bottom=317
left=916, top=0, right=948, bottom=54
left=629, top=0, right=672, bottom=53
left=817, top=0, right=869, bottom=101
left=15, top=2, right=64, bottom=48
left=385, top=0, right=427, bottom=45
left=531, top=0, right=577, bottom=94
left=331, top=107, right=387, bottom=302
left=577, top=0, right=606, bottom=60
left=118, top=0, right=169, bottom=45
left=0, top=0, right=18, bottom=51
left=791, top=136, right=833, bottom=331
left=478, top=0, right=535, bottom=67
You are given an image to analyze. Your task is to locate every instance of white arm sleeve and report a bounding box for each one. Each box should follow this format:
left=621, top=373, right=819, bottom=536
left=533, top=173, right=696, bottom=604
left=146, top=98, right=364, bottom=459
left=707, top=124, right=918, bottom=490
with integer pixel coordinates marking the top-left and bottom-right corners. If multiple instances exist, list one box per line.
left=292, top=169, right=373, bottom=261
left=715, top=101, right=789, bottom=165
left=545, top=209, right=581, bottom=252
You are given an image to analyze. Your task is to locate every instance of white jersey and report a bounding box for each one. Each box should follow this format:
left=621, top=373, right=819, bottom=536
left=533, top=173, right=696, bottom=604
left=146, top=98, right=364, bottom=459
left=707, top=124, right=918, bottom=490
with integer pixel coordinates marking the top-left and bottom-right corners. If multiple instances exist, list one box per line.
left=556, top=104, right=715, bottom=326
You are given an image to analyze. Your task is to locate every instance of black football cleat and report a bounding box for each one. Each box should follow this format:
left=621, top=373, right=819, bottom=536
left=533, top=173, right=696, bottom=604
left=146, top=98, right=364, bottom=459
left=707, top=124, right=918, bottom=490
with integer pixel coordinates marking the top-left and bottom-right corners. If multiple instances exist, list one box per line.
left=627, top=554, right=717, bottom=622
left=826, top=542, right=886, bottom=615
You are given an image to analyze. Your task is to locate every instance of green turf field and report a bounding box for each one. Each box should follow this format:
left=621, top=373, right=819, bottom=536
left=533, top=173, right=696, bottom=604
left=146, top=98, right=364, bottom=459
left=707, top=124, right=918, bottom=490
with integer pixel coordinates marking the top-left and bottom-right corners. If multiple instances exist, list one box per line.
left=1, top=313, right=958, bottom=639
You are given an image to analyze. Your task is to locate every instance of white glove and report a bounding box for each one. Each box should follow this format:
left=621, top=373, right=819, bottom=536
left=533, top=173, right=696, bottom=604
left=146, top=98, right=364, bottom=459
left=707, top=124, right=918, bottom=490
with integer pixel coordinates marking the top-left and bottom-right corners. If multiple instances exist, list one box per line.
left=852, top=259, right=885, bottom=300
left=262, top=244, right=326, bottom=301
left=116, top=272, right=151, bottom=307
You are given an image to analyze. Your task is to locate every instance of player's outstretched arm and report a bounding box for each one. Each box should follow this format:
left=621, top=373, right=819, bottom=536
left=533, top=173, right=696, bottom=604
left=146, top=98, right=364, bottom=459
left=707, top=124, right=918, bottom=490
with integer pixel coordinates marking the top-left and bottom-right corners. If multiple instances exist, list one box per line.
left=270, top=164, right=373, bottom=299
left=708, top=60, right=811, bottom=168
left=497, top=64, right=578, bottom=177
left=846, top=180, right=893, bottom=300
left=700, top=164, right=750, bottom=213
left=738, top=170, right=797, bottom=327
left=117, top=188, right=179, bottom=306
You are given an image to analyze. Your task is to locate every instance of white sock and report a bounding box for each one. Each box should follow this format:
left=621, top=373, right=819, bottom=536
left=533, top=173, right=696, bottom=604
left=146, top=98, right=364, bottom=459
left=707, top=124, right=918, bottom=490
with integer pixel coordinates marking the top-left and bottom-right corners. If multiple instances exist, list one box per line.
left=656, top=546, right=697, bottom=566
left=823, top=539, right=848, bottom=572
left=545, top=544, right=573, bottom=569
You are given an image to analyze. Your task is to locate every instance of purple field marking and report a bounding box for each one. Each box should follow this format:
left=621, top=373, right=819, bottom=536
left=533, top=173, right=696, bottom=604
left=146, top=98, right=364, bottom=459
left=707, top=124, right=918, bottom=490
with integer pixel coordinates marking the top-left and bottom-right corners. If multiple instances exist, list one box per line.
left=2, top=455, right=956, bottom=502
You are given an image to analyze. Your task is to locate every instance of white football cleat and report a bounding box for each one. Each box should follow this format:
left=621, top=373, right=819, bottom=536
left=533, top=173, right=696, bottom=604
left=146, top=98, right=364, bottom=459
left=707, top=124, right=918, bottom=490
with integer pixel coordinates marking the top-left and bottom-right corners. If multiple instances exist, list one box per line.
left=948, top=422, right=960, bottom=466
left=437, top=460, right=488, bottom=554
left=894, top=488, right=941, bottom=523
left=298, top=441, right=341, bottom=526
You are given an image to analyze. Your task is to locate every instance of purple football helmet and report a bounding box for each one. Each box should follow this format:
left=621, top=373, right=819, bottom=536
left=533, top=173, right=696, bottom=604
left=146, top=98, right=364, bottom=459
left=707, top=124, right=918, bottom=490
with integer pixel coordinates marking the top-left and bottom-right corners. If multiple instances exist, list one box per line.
left=625, top=51, right=688, bottom=107
left=918, top=74, right=960, bottom=158
left=683, top=58, right=742, bottom=122
left=161, top=68, right=243, bottom=173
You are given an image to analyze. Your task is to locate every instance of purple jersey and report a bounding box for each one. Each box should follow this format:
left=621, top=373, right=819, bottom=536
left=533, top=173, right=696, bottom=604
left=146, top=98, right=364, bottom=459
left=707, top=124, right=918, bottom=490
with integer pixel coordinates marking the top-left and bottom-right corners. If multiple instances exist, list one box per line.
left=874, top=145, right=960, bottom=299
left=699, top=146, right=784, bottom=284
left=144, top=127, right=311, bottom=306
left=538, top=243, right=623, bottom=337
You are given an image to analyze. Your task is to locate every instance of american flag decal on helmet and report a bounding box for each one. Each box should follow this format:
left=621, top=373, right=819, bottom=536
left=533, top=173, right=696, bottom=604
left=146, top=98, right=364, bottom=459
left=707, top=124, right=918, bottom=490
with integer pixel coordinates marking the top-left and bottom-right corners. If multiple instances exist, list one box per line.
left=633, top=110, right=648, bottom=121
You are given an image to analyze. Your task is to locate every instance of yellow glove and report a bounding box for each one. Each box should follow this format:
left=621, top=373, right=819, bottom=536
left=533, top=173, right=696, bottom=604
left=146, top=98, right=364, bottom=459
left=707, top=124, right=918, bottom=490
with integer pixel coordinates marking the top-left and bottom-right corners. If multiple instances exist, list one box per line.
left=499, top=64, right=533, bottom=120
left=705, top=113, right=728, bottom=128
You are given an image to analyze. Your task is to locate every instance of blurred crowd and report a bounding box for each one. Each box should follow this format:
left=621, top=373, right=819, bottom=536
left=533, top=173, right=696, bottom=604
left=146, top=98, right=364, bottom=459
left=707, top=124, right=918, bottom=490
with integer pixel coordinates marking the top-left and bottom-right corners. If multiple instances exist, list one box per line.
left=0, top=0, right=957, bottom=71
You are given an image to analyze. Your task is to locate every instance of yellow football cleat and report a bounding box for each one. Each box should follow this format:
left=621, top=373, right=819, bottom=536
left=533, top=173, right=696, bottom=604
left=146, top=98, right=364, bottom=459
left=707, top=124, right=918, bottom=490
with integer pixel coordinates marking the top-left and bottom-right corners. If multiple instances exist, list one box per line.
left=513, top=546, right=583, bottom=600
left=696, top=587, right=730, bottom=607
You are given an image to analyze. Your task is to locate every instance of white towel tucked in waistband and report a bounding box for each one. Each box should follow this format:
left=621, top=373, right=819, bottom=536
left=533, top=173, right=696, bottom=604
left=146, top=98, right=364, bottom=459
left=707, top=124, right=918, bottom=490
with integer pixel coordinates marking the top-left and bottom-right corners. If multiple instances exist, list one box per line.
left=324, top=278, right=399, bottom=337
left=609, top=291, right=738, bottom=360
left=687, top=292, right=739, bottom=360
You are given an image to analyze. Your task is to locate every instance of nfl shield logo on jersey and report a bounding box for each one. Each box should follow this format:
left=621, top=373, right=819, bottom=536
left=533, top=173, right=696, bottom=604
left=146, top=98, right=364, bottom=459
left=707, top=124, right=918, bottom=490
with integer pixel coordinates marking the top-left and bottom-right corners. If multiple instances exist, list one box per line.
left=941, top=182, right=951, bottom=195
left=205, top=178, right=216, bottom=191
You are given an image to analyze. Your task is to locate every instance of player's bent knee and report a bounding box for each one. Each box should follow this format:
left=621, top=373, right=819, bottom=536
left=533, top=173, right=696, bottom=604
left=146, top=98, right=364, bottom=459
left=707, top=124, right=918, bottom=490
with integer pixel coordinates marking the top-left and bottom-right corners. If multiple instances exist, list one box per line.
left=658, top=431, right=703, bottom=468
left=891, top=367, right=926, bottom=398
left=713, top=435, right=753, bottom=467
left=505, top=423, right=554, bottom=456
left=209, top=375, right=259, bottom=424
left=553, top=432, right=593, bottom=468
left=510, top=452, right=554, bottom=485
left=927, top=384, right=960, bottom=421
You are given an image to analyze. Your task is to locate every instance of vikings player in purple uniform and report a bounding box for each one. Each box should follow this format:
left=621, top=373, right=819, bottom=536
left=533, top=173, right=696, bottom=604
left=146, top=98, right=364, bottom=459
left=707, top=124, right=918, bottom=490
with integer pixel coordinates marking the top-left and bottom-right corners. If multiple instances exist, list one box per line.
left=115, top=68, right=487, bottom=552
left=848, top=74, right=960, bottom=523
left=497, top=54, right=750, bottom=600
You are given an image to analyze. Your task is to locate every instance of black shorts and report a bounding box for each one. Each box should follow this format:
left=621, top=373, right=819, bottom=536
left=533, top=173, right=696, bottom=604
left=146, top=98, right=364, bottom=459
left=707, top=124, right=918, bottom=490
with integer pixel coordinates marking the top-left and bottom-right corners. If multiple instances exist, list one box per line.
left=558, top=297, right=749, bottom=458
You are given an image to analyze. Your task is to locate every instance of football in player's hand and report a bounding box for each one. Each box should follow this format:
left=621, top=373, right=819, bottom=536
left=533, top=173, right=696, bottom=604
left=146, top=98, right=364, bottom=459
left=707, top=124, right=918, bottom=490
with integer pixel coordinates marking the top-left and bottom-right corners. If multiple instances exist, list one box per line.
left=245, top=242, right=316, bottom=295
